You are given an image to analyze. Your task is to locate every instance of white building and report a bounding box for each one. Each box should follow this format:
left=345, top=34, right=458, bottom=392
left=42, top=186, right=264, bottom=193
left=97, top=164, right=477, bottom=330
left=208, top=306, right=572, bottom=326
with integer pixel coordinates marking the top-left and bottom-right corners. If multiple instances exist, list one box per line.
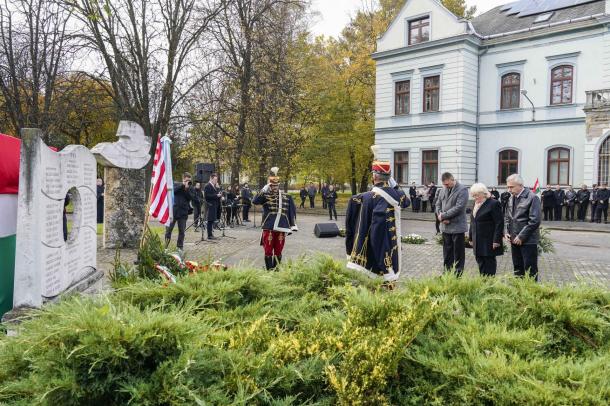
left=373, top=0, right=610, bottom=188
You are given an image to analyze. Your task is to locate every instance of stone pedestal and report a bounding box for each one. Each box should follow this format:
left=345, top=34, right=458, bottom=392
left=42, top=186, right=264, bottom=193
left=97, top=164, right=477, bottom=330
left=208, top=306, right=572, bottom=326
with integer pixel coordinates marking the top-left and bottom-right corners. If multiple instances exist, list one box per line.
left=103, top=167, right=147, bottom=249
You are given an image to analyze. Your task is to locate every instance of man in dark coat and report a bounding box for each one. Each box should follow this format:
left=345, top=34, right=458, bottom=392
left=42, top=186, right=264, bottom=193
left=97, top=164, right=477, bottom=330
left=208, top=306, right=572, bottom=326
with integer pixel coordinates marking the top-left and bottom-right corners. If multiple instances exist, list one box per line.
left=565, top=186, right=577, bottom=221
left=468, top=184, right=504, bottom=276
left=165, top=172, right=193, bottom=250
left=435, top=172, right=469, bottom=277
left=589, top=184, right=598, bottom=223
left=345, top=149, right=410, bottom=283
left=409, top=182, right=417, bottom=212
left=253, top=167, right=298, bottom=270
left=541, top=186, right=556, bottom=221
left=96, top=178, right=104, bottom=224
left=307, top=183, right=317, bottom=208
left=241, top=183, right=253, bottom=222
left=190, top=182, right=204, bottom=230
left=490, top=187, right=500, bottom=200
left=327, top=184, right=338, bottom=221
left=428, top=182, right=437, bottom=211
left=595, top=183, right=609, bottom=223
left=321, top=183, right=329, bottom=209
left=553, top=185, right=565, bottom=222
left=299, top=186, right=307, bottom=208
left=505, top=174, right=541, bottom=281
left=204, top=174, right=222, bottom=240
left=576, top=184, right=590, bottom=222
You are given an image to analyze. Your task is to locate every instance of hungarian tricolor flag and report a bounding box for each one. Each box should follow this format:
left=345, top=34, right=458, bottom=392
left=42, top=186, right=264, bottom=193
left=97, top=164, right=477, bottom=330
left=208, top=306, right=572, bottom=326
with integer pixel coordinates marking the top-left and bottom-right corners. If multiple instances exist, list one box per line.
left=533, top=178, right=541, bottom=195
left=0, top=134, right=20, bottom=317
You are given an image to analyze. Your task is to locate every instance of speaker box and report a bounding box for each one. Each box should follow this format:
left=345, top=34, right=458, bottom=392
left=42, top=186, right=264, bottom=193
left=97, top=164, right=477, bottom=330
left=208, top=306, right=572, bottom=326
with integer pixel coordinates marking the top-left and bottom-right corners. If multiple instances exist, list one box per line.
left=314, top=223, right=340, bottom=238
left=194, top=163, right=215, bottom=183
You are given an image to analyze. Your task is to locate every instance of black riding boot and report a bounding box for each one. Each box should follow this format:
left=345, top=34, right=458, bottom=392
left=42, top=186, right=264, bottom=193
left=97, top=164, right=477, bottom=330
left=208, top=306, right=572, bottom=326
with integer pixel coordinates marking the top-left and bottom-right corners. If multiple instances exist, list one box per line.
left=264, top=256, right=273, bottom=270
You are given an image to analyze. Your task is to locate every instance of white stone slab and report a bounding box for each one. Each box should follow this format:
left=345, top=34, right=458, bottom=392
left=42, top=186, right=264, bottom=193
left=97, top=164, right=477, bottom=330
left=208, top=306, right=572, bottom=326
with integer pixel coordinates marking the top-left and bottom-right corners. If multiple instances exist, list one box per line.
left=14, top=129, right=98, bottom=308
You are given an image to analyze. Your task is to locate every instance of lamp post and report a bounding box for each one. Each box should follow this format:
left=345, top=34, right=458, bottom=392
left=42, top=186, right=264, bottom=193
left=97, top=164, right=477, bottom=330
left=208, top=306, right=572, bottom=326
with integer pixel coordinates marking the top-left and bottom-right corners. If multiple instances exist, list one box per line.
left=521, top=89, right=535, bottom=122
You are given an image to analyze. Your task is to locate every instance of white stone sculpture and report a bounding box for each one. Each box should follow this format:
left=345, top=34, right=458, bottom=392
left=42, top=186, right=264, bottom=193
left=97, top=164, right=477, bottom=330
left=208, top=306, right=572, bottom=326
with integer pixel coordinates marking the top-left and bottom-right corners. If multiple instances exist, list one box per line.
left=91, top=121, right=151, bottom=169
left=13, top=129, right=98, bottom=308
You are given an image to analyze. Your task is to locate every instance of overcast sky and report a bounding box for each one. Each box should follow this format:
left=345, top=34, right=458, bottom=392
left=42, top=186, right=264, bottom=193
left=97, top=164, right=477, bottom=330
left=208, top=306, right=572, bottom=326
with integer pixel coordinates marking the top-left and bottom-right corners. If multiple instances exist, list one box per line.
left=311, top=0, right=509, bottom=38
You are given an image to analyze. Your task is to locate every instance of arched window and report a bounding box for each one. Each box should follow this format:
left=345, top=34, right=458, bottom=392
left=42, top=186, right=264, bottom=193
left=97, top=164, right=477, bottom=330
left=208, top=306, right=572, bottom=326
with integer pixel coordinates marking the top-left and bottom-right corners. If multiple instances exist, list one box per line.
left=599, top=137, right=610, bottom=185
left=501, top=73, right=520, bottom=109
left=547, top=147, right=570, bottom=185
left=498, top=149, right=519, bottom=185
left=550, top=65, right=573, bottom=105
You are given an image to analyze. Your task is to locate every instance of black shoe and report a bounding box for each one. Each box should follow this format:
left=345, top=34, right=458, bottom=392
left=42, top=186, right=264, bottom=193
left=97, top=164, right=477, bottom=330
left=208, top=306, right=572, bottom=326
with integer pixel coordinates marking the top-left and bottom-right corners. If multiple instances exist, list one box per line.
left=208, top=236, right=217, bottom=240
left=264, top=256, right=273, bottom=270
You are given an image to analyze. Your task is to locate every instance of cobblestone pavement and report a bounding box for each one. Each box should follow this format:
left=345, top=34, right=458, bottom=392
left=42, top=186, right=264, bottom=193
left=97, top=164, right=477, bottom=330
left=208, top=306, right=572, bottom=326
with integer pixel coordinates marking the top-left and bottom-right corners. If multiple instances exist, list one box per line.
left=97, top=214, right=610, bottom=288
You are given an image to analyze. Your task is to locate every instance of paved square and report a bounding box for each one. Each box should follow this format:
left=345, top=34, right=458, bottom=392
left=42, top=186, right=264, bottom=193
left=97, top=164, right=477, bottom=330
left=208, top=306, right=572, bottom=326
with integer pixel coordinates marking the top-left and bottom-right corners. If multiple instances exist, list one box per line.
left=96, top=213, right=610, bottom=288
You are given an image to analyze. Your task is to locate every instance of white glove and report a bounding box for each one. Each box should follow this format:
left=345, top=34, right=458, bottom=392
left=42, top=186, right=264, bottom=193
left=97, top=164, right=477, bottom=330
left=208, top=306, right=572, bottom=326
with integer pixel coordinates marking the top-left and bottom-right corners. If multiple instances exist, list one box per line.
left=261, top=183, right=271, bottom=193
left=389, top=177, right=398, bottom=188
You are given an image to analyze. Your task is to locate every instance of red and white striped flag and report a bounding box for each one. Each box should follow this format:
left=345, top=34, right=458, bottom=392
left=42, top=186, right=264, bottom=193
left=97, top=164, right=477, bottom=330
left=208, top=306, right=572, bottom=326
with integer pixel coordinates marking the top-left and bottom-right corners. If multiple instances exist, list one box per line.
left=532, top=178, right=541, bottom=195
left=149, top=135, right=174, bottom=226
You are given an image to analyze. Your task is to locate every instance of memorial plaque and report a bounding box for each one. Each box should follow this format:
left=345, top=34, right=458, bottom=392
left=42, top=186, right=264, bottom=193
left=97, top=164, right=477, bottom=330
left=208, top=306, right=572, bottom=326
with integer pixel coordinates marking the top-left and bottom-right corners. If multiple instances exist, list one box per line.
left=13, top=129, right=98, bottom=308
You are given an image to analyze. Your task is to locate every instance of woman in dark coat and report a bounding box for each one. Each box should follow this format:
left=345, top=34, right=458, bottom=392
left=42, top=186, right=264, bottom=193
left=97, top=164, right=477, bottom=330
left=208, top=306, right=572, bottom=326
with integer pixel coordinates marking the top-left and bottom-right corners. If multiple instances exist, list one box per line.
left=468, top=183, right=504, bottom=276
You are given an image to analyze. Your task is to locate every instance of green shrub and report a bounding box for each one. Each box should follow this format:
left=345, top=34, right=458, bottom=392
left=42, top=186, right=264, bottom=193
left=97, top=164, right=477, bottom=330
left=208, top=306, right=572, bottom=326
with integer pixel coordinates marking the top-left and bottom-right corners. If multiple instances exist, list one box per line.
left=1, top=256, right=608, bottom=405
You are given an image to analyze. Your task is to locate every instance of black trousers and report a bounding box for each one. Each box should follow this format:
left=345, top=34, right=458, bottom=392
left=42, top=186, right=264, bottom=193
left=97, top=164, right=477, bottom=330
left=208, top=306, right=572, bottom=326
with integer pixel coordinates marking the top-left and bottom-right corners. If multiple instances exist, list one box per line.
left=577, top=201, right=589, bottom=221
left=554, top=205, right=563, bottom=222
left=309, top=195, right=315, bottom=208
left=590, top=202, right=598, bottom=222
left=193, top=203, right=202, bottom=226
left=595, top=205, right=608, bottom=223
left=442, top=233, right=465, bottom=276
left=435, top=217, right=440, bottom=234
left=475, top=256, right=497, bottom=276
left=511, top=244, right=538, bottom=281
left=242, top=204, right=250, bottom=221
left=322, top=196, right=327, bottom=209
left=543, top=206, right=554, bottom=221
left=421, top=200, right=428, bottom=213
left=565, top=205, right=575, bottom=221
left=300, top=198, right=305, bottom=208
left=328, top=203, right=337, bottom=220
left=165, top=217, right=187, bottom=249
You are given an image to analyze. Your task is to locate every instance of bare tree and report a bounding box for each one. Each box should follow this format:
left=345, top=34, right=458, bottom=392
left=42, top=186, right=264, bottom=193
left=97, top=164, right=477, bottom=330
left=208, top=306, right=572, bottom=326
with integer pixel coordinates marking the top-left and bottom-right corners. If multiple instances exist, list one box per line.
left=64, top=0, right=223, bottom=169
left=0, top=0, right=76, bottom=141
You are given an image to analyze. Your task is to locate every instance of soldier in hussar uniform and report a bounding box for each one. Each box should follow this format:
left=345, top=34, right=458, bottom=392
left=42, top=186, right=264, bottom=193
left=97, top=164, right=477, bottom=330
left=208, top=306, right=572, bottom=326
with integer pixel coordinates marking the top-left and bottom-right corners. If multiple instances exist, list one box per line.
left=345, top=146, right=410, bottom=283
left=252, top=167, right=298, bottom=270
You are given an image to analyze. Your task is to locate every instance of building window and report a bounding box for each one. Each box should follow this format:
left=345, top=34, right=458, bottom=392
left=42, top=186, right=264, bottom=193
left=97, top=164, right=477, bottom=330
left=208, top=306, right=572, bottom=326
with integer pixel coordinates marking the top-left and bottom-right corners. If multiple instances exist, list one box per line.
left=501, top=73, right=520, bottom=109
left=599, top=137, right=610, bottom=185
left=547, top=147, right=570, bottom=185
left=394, top=151, right=409, bottom=184
left=395, top=81, right=410, bottom=115
left=421, top=150, right=438, bottom=184
left=498, top=149, right=519, bottom=185
left=408, top=17, right=430, bottom=45
left=423, top=75, right=440, bottom=112
left=550, top=65, right=573, bottom=105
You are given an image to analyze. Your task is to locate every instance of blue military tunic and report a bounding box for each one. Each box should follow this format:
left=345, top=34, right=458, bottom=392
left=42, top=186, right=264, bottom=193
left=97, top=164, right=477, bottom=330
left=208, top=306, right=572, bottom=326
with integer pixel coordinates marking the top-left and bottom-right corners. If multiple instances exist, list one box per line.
left=252, top=190, right=297, bottom=233
left=345, top=184, right=410, bottom=281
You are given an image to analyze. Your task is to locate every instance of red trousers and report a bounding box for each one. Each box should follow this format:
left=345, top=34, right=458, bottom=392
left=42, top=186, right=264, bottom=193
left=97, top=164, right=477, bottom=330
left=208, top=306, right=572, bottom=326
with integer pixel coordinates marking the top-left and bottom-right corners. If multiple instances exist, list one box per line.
left=261, top=230, right=285, bottom=256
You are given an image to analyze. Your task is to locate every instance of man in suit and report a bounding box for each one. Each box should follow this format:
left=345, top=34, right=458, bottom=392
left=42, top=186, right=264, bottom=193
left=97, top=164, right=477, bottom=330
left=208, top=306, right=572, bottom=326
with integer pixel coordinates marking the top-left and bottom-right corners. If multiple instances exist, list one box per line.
left=554, top=185, right=565, bottom=223
left=299, top=186, right=307, bottom=208
left=165, top=172, right=193, bottom=250
left=541, top=186, right=556, bottom=221
left=589, top=184, right=598, bottom=223
left=241, top=183, right=253, bottom=222
left=468, top=183, right=504, bottom=276
left=505, top=174, right=541, bottom=281
left=190, top=182, right=204, bottom=230
left=321, top=183, right=329, bottom=209
left=204, top=174, right=223, bottom=240
left=576, top=184, right=590, bottom=222
left=595, top=183, right=609, bottom=223
left=435, top=172, right=469, bottom=277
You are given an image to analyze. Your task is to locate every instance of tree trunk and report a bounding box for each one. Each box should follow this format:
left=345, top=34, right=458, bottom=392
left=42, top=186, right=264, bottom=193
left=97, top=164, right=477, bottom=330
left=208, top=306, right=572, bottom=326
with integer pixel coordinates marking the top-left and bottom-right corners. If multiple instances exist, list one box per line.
left=359, top=166, right=370, bottom=193
left=350, top=148, right=357, bottom=195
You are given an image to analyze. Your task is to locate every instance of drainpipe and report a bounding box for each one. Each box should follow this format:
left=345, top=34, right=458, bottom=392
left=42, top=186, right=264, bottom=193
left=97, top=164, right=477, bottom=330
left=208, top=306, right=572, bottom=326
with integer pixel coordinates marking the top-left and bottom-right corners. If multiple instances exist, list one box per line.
left=475, top=46, right=488, bottom=183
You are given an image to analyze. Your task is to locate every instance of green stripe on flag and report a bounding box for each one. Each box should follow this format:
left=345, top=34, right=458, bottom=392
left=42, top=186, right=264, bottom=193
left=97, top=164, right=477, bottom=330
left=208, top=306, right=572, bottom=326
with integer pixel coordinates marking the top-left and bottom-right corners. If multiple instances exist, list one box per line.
left=0, top=234, right=16, bottom=318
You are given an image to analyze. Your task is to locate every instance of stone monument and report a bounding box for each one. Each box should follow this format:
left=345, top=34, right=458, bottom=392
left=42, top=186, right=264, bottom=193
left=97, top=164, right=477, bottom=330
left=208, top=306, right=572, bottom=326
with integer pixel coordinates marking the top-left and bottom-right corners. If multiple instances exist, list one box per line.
left=91, top=121, right=151, bottom=249
left=13, top=129, right=102, bottom=309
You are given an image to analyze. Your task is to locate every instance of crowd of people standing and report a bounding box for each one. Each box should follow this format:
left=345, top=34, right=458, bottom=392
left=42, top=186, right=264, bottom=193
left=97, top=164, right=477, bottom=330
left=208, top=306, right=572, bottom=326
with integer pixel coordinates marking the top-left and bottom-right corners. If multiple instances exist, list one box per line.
left=541, top=184, right=609, bottom=223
